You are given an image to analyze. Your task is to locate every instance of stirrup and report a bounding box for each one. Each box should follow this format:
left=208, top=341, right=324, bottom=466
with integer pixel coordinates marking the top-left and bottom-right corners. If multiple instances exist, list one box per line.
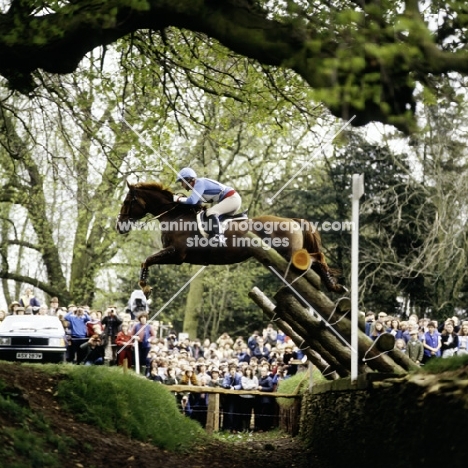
left=212, top=234, right=227, bottom=247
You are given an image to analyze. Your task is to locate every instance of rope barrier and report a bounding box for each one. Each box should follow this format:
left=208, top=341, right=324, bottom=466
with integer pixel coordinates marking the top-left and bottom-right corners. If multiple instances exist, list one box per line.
left=362, top=339, right=393, bottom=362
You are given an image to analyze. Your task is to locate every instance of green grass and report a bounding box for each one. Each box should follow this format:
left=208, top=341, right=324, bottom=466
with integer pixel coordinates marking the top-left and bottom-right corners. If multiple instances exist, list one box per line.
left=0, top=363, right=206, bottom=467
left=276, top=369, right=324, bottom=407
left=57, top=366, right=205, bottom=451
left=0, top=377, right=75, bottom=468
left=0, top=363, right=315, bottom=467
left=417, top=354, right=468, bottom=374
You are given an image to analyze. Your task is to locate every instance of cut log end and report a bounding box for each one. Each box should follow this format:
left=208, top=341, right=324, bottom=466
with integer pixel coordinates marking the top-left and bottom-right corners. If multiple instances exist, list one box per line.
left=375, top=333, right=396, bottom=352
left=291, top=248, right=312, bottom=271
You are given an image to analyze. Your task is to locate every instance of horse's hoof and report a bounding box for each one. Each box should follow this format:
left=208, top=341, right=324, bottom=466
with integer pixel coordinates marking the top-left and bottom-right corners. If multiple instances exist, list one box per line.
left=142, top=285, right=152, bottom=299
left=331, top=284, right=348, bottom=294
left=139, top=280, right=147, bottom=289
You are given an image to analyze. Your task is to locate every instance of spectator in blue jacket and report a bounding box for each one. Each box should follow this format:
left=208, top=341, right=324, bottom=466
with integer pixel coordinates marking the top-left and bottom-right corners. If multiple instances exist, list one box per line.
left=222, top=365, right=242, bottom=433
left=364, top=311, right=376, bottom=337
left=236, top=345, right=251, bottom=364
left=65, top=307, right=90, bottom=364
left=247, top=331, right=259, bottom=353
left=131, top=314, right=156, bottom=374
left=255, top=365, right=275, bottom=432
left=423, top=321, right=442, bottom=364
left=252, top=336, right=270, bottom=361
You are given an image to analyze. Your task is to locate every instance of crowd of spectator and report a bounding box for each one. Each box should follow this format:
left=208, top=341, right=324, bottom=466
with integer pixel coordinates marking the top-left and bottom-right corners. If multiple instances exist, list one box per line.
left=0, top=288, right=308, bottom=432
left=364, top=310, right=468, bottom=364
left=7, top=289, right=467, bottom=429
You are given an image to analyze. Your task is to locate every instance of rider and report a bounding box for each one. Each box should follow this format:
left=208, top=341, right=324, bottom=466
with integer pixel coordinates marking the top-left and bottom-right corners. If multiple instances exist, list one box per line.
left=174, top=167, right=242, bottom=245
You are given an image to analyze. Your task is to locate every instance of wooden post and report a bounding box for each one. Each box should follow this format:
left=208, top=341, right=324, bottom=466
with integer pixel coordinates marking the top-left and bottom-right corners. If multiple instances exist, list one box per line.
left=309, top=362, right=314, bottom=390
left=291, top=248, right=312, bottom=270
left=205, top=393, right=220, bottom=434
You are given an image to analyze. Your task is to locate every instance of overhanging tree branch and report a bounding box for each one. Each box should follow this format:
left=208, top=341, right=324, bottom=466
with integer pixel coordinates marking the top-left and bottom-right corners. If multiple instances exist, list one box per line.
left=0, top=270, right=63, bottom=299
left=2, top=0, right=467, bottom=131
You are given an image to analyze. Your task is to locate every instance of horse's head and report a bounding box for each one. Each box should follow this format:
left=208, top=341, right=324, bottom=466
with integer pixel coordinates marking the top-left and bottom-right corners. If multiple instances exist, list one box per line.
left=116, top=181, right=175, bottom=234
left=116, top=182, right=149, bottom=234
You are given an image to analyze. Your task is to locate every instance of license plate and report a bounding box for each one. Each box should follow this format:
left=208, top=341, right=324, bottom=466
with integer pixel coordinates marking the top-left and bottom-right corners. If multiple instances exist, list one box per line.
left=16, top=352, right=42, bottom=360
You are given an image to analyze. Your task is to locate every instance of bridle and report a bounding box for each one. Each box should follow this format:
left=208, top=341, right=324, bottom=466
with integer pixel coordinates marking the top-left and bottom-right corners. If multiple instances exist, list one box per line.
left=118, top=188, right=178, bottom=224
left=117, top=190, right=146, bottom=223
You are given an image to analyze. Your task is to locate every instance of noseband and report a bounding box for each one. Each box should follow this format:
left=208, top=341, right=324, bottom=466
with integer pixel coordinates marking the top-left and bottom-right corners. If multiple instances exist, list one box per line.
left=118, top=190, right=146, bottom=222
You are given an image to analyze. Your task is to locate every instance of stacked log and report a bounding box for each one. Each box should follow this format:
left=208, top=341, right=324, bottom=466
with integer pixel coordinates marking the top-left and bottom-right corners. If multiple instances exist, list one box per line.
left=245, top=232, right=418, bottom=377
left=249, top=287, right=339, bottom=380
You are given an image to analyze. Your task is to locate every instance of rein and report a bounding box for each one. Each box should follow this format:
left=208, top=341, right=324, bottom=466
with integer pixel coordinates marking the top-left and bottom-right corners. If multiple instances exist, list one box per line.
left=138, top=205, right=178, bottom=225
left=120, top=186, right=199, bottom=227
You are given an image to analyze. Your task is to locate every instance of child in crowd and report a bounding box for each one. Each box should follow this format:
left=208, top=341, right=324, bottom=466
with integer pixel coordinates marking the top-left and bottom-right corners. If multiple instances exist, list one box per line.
left=406, top=330, right=424, bottom=365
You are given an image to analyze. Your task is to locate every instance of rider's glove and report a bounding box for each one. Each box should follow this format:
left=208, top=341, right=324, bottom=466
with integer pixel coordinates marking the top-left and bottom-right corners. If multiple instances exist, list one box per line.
left=174, top=195, right=188, bottom=203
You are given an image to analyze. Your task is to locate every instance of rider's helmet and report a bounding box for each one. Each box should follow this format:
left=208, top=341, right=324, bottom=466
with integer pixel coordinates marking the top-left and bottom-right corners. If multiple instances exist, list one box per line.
left=176, top=167, right=197, bottom=182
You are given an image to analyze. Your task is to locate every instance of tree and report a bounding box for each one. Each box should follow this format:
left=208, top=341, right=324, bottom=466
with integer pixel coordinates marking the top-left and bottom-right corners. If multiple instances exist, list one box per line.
left=275, top=116, right=468, bottom=320
left=2, top=0, right=468, bottom=132
left=0, top=54, right=152, bottom=305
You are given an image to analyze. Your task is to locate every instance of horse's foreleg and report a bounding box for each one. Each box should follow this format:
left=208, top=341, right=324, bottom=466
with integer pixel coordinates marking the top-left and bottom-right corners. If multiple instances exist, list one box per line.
left=138, top=246, right=182, bottom=288
left=138, top=264, right=152, bottom=297
left=144, top=246, right=180, bottom=266
left=140, top=263, right=149, bottom=282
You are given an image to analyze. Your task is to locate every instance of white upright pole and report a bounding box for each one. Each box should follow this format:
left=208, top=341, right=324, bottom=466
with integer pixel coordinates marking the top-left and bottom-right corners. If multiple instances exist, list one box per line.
left=351, top=174, right=364, bottom=382
left=134, top=339, right=140, bottom=375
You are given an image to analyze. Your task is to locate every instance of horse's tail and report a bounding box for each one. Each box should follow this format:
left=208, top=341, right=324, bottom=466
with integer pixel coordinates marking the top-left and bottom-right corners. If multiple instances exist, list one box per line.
left=294, top=218, right=326, bottom=264
left=294, top=218, right=346, bottom=294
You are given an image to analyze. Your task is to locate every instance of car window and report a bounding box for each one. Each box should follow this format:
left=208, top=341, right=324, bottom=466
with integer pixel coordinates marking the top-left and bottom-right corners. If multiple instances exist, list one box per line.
left=0, top=316, right=65, bottom=333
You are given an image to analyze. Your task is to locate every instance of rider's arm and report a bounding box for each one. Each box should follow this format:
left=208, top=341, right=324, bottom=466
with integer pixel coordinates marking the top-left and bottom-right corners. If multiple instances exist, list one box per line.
left=178, top=179, right=206, bottom=204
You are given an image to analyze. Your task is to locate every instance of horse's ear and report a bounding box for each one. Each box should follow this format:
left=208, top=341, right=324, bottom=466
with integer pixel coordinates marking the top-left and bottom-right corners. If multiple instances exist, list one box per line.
left=126, top=180, right=133, bottom=189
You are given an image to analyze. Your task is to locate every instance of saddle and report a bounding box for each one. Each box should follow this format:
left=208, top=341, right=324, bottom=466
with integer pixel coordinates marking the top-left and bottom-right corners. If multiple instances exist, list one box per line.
left=196, top=210, right=248, bottom=238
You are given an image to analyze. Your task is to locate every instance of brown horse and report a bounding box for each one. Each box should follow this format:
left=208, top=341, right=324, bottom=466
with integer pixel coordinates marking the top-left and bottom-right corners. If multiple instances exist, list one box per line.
left=116, top=181, right=345, bottom=293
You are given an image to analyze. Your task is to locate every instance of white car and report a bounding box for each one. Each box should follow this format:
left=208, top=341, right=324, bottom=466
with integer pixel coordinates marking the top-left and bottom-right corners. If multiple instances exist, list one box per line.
left=0, top=315, right=66, bottom=363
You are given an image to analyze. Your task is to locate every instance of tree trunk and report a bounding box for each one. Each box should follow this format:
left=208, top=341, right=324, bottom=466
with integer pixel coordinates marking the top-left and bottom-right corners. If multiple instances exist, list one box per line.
left=183, top=266, right=204, bottom=339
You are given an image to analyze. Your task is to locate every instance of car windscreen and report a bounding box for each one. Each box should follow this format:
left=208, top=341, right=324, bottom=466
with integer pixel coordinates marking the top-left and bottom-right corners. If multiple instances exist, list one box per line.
left=0, top=316, right=64, bottom=333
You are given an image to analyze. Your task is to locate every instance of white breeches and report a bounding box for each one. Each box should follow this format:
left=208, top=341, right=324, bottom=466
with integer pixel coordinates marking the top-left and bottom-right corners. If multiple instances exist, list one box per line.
left=206, top=192, right=242, bottom=217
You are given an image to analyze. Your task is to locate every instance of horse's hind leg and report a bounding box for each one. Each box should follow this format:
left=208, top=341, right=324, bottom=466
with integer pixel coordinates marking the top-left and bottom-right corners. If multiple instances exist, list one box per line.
left=312, top=259, right=347, bottom=294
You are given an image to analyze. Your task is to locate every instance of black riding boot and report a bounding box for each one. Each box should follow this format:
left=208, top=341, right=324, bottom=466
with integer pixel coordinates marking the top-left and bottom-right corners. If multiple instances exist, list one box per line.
left=206, top=214, right=227, bottom=246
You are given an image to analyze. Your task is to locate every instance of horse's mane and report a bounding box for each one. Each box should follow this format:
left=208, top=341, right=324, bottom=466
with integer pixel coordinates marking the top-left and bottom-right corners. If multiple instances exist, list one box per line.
left=134, top=181, right=173, bottom=195
left=133, top=181, right=200, bottom=212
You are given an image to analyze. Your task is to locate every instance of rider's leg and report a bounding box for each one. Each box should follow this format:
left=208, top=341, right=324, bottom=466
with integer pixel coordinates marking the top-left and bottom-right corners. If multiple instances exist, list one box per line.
left=206, top=195, right=241, bottom=246
left=205, top=213, right=226, bottom=246
left=207, top=193, right=242, bottom=218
